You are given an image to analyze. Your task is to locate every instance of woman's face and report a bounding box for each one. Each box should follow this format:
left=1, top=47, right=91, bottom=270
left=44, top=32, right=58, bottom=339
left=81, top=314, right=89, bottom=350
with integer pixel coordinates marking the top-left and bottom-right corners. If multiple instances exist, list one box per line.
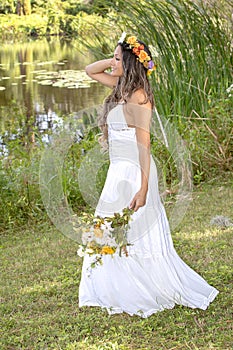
left=110, top=45, right=123, bottom=77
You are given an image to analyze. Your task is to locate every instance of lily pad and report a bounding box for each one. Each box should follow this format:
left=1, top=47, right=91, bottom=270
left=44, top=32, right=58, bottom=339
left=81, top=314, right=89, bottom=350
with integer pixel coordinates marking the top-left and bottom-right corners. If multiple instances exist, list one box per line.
left=15, top=75, right=26, bottom=79
left=39, top=80, right=53, bottom=86
left=80, top=84, right=92, bottom=88
left=52, top=81, right=65, bottom=87
left=35, top=69, right=97, bottom=90
left=37, top=61, right=56, bottom=66
left=31, top=70, right=48, bottom=74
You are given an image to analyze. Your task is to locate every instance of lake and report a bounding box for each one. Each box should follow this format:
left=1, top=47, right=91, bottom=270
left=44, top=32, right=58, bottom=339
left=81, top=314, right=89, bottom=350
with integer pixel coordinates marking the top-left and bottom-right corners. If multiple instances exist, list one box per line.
left=0, top=37, right=109, bottom=153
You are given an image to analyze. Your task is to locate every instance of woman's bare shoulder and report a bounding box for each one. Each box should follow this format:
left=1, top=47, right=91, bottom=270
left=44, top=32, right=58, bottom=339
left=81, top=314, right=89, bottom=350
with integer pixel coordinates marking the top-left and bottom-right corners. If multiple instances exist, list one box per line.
left=128, top=89, right=152, bottom=108
left=125, top=89, right=151, bottom=129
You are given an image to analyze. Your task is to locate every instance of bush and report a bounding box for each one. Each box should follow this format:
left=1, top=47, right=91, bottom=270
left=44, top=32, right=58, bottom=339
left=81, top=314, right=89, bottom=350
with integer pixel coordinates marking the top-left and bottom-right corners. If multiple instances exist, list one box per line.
left=0, top=14, right=48, bottom=37
left=188, top=97, right=233, bottom=177
left=0, top=10, right=110, bottom=38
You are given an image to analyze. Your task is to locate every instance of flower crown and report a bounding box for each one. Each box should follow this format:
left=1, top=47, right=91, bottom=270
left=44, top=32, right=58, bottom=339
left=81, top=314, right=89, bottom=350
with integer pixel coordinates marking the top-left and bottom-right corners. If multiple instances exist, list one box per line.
left=118, top=32, right=157, bottom=76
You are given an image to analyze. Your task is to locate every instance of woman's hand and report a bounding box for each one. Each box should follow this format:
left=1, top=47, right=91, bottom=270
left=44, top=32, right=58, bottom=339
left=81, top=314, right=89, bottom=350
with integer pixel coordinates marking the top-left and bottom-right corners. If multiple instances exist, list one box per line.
left=85, top=58, right=118, bottom=88
left=129, top=189, right=148, bottom=212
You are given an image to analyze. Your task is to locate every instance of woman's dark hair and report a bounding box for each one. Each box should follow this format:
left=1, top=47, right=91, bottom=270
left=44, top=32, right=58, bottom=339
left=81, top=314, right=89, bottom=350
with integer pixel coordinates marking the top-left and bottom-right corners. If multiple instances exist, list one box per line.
left=98, top=41, right=154, bottom=141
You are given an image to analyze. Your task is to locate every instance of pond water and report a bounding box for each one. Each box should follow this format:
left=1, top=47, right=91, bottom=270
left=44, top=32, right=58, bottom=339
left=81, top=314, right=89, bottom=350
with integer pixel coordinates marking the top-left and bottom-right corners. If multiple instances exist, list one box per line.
left=0, top=37, right=109, bottom=153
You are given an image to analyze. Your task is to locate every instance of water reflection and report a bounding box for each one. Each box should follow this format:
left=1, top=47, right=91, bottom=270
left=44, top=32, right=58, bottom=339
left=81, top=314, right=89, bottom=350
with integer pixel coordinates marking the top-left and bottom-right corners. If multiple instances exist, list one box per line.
left=0, top=37, right=109, bottom=154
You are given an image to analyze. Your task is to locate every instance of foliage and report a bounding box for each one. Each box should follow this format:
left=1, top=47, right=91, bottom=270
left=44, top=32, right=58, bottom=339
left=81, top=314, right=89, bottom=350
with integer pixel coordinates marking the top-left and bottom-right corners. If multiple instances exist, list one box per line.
left=0, top=95, right=232, bottom=231
left=0, top=0, right=232, bottom=231
left=0, top=105, right=105, bottom=231
left=61, top=0, right=110, bottom=16
left=0, top=0, right=15, bottom=14
left=0, top=0, right=120, bottom=16
left=0, top=180, right=232, bottom=349
left=0, top=9, right=111, bottom=38
left=0, top=103, right=45, bottom=229
left=184, top=97, right=233, bottom=179
left=98, top=0, right=232, bottom=113
left=0, top=13, right=48, bottom=37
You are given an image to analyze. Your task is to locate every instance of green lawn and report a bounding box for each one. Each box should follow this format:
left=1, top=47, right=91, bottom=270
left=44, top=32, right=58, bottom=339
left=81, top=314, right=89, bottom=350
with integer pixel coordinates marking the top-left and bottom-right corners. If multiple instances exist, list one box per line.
left=0, top=178, right=232, bottom=350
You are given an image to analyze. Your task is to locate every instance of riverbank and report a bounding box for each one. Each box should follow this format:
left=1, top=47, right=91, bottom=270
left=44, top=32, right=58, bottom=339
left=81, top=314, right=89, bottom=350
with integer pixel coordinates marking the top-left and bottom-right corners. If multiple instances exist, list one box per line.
left=0, top=12, right=111, bottom=39
left=0, top=178, right=232, bottom=349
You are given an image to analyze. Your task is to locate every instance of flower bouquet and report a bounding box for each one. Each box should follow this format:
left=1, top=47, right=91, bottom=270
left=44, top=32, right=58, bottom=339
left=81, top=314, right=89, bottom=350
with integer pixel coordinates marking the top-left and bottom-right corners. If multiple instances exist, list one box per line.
left=73, top=207, right=134, bottom=269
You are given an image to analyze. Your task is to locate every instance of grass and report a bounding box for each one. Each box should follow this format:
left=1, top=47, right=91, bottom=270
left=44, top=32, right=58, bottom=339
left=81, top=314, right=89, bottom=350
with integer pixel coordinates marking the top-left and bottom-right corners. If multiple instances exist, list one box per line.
left=0, top=177, right=232, bottom=350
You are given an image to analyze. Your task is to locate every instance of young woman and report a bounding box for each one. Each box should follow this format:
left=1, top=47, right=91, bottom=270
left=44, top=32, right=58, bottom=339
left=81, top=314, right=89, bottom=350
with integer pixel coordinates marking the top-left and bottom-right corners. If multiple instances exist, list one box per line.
left=79, top=34, right=218, bottom=318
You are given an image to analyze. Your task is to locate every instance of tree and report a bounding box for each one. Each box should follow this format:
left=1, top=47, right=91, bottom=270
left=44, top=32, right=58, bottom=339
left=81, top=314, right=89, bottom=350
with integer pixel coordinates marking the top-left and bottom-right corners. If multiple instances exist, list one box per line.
left=16, top=0, right=31, bottom=15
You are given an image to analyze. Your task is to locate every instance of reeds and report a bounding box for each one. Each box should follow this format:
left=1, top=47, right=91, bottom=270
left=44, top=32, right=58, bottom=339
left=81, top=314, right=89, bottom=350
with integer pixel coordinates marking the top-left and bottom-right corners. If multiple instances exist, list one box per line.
left=109, top=0, right=232, bottom=119
left=93, top=0, right=233, bottom=174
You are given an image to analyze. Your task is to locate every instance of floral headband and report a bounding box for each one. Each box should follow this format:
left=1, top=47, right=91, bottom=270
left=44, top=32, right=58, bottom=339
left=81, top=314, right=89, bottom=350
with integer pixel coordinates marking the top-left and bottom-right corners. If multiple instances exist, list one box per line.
left=118, top=32, right=157, bottom=76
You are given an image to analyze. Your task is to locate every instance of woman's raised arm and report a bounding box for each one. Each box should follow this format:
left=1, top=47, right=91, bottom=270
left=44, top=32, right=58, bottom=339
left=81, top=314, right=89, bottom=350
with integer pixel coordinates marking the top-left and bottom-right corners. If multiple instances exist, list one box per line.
left=85, top=59, right=118, bottom=88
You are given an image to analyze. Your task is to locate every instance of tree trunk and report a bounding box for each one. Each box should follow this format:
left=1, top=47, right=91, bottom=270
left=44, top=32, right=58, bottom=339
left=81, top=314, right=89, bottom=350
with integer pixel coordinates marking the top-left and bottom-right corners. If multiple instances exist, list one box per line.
left=23, top=0, right=31, bottom=15
left=16, top=0, right=23, bottom=15
left=16, top=0, right=31, bottom=15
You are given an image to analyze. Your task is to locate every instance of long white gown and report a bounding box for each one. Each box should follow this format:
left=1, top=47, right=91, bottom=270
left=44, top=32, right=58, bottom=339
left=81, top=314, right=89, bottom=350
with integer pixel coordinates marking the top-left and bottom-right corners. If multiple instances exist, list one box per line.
left=79, top=104, right=219, bottom=318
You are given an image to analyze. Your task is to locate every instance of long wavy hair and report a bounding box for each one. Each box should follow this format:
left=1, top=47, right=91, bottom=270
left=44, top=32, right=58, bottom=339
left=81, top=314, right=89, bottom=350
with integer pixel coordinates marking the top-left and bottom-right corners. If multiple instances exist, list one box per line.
left=98, top=40, right=155, bottom=142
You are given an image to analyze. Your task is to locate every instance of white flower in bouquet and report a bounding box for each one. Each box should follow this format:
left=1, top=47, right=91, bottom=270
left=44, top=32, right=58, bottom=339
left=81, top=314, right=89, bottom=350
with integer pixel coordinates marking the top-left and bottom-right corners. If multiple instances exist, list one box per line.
left=75, top=207, right=134, bottom=269
left=77, top=246, right=85, bottom=257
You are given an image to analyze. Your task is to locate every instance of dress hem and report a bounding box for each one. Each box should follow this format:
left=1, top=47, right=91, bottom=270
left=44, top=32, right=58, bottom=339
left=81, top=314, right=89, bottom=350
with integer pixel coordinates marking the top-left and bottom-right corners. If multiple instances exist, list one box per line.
left=79, top=287, right=219, bottom=318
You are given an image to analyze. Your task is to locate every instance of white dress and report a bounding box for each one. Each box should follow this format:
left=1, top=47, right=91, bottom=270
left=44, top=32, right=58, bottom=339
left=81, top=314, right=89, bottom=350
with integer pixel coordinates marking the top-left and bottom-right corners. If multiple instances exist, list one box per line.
left=79, top=104, right=219, bottom=318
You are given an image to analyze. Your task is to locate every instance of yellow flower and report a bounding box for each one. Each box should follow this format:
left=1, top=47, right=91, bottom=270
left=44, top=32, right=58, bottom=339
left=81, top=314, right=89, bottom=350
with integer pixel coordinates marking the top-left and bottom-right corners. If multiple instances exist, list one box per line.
left=138, top=50, right=149, bottom=63
left=147, top=65, right=156, bottom=77
left=147, top=69, right=152, bottom=76
left=94, top=227, right=103, bottom=238
left=127, top=36, right=137, bottom=46
left=101, top=246, right=115, bottom=255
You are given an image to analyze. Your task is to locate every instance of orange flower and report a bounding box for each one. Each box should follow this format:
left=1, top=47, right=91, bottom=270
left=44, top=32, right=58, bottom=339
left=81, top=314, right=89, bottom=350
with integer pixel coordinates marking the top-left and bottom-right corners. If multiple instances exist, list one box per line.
left=138, top=50, right=149, bottom=63
left=138, top=44, right=144, bottom=50
left=101, top=246, right=115, bottom=255
left=132, top=47, right=140, bottom=56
